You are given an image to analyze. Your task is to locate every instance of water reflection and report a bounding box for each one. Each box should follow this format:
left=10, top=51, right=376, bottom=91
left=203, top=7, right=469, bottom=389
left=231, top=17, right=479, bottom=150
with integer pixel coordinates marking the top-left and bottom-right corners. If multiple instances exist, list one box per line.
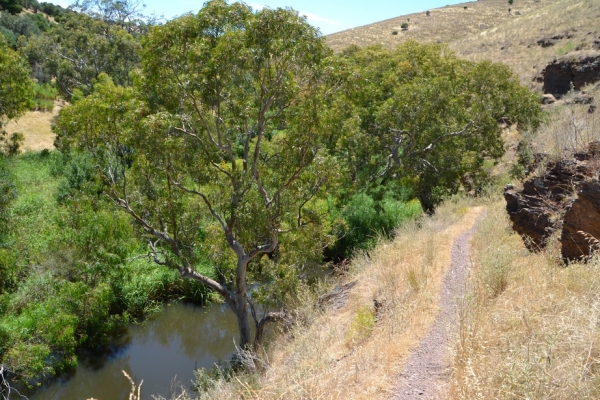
left=24, top=301, right=238, bottom=400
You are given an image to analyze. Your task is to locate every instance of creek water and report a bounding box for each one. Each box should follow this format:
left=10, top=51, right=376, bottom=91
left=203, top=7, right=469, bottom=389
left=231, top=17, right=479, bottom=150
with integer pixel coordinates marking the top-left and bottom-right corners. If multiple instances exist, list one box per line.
left=23, top=301, right=238, bottom=400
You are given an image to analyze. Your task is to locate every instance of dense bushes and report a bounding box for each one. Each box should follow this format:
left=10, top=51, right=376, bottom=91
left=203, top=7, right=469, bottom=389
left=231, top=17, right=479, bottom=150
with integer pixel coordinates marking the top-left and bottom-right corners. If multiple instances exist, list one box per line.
left=0, top=153, right=213, bottom=383
left=0, top=10, right=52, bottom=46
left=328, top=185, right=422, bottom=260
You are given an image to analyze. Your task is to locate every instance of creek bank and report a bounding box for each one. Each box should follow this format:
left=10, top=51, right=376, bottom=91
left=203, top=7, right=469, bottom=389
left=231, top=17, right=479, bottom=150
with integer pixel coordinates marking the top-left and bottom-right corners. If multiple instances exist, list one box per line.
left=11, top=302, right=238, bottom=400
left=505, top=141, right=600, bottom=260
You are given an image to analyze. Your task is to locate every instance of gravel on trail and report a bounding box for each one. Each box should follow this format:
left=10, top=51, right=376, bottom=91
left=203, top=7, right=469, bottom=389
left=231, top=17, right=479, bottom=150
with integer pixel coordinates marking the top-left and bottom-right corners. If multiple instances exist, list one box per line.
left=393, top=219, right=479, bottom=399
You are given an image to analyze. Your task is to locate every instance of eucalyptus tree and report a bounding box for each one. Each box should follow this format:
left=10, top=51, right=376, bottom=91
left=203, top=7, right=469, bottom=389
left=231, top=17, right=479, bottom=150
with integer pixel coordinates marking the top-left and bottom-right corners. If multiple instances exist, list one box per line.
left=335, top=42, right=541, bottom=212
left=0, top=37, right=33, bottom=135
left=24, top=13, right=140, bottom=99
left=55, top=0, right=340, bottom=350
left=70, top=0, right=158, bottom=34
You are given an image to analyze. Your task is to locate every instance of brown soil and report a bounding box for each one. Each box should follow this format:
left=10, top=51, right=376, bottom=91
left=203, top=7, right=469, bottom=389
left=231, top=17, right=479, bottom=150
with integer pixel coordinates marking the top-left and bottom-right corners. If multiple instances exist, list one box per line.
left=393, top=214, right=480, bottom=399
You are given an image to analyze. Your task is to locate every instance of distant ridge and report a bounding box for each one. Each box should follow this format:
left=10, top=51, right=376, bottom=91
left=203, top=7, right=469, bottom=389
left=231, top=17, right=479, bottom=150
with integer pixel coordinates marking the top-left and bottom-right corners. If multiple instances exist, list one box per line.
left=326, top=0, right=548, bottom=52
left=326, top=0, right=600, bottom=90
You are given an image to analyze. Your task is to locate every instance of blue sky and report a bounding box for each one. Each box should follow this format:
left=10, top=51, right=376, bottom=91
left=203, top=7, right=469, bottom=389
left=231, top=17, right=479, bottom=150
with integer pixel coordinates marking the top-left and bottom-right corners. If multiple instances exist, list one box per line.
left=49, top=0, right=466, bottom=34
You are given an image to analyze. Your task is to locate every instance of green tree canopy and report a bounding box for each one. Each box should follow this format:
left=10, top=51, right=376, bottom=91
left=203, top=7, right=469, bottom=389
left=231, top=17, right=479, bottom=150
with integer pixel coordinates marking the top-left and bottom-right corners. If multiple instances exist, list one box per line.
left=55, top=0, right=340, bottom=350
left=0, top=37, right=33, bottom=133
left=333, top=42, right=541, bottom=212
left=71, top=0, right=157, bottom=34
left=24, top=12, right=140, bottom=99
left=0, top=0, right=21, bottom=14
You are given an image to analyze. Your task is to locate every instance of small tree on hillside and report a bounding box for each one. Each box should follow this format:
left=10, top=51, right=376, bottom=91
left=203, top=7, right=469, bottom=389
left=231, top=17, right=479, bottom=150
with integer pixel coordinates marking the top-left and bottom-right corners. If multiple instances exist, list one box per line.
left=401, top=22, right=409, bottom=30
left=24, top=13, right=141, bottom=99
left=0, top=37, right=33, bottom=138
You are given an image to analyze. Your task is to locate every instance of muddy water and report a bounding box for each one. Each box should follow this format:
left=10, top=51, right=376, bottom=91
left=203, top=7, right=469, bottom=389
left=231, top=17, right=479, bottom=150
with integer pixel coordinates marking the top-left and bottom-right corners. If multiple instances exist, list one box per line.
left=28, top=301, right=238, bottom=400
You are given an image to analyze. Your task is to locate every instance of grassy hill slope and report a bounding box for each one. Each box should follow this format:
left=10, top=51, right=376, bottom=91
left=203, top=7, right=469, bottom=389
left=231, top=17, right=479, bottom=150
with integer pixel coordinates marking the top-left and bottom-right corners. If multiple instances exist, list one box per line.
left=326, top=0, right=549, bottom=52
left=327, top=0, right=600, bottom=88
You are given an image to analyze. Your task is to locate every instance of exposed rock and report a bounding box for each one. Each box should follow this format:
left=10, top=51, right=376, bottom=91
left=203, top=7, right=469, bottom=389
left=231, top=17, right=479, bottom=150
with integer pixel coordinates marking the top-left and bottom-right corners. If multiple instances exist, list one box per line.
left=541, top=51, right=600, bottom=97
left=542, top=94, right=557, bottom=104
left=537, top=36, right=562, bottom=48
left=316, top=280, right=357, bottom=310
left=568, top=93, right=595, bottom=104
left=561, top=180, right=600, bottom=260
left=505, top=142, right=600, bottom=259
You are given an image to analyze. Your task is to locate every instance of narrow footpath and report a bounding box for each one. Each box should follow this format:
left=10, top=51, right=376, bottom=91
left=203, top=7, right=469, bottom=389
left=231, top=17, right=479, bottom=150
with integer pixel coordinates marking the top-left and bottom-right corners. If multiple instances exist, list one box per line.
left=393, top=214, right=481, bottom=399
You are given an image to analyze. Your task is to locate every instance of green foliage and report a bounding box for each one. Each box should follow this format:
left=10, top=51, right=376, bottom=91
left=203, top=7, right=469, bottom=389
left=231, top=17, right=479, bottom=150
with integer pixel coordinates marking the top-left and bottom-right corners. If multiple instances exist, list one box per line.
left=0, top=0, right=21, bottom=14
left=0, top=36, right=33, bottom=132
left=0, top=157, right=16, bottom=239
left=509, top=137, right=534, bottom=179
left=557, top=41, right=576, bottom=56
left=333, top=41, right=542, bottom=212
left=54, top=151, right=101, bottom=203
left=508, top=0, right=514, bottom=4
left=56, top=1, right=341, bottom=349
left=30, top=82, right=57, bottom=111
left=0, top=11, right=44, bottom=44
left=24, top=13, right=141, bottom=99
left=401, top=22, right=408, bottom=30
left=0, top=152, right=213, bottom=384
left=347, top=305, right=375, bottom=345
left=71, top=0, right=155, bottom=35
left=328, top=186, right=422, bottom=259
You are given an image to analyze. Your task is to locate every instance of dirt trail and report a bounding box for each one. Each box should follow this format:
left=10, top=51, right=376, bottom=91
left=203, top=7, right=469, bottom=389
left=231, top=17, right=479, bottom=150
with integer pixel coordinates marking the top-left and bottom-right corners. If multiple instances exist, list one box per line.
left=393, top=212, right=481, bottom=399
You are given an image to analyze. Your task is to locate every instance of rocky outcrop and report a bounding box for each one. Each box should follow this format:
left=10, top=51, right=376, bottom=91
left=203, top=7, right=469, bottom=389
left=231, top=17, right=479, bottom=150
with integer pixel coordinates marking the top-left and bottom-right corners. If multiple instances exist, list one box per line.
left=561, top=180, right=600, bottom=260
left=541, top=51, right=600, bottom=98
left=537, top=34, right=564, bottom=48
left=505, top=142, right=600, bottom=260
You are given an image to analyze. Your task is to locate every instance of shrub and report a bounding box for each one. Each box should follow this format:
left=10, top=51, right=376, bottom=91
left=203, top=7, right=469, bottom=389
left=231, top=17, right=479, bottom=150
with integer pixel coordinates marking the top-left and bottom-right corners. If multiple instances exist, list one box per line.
left=401, top=22, right=409, bottom=30
left=30, top=82, right=57, bottom=111
left=346, top=305, right=375, bottom=345
left=327, top=187, right=422, bottom=259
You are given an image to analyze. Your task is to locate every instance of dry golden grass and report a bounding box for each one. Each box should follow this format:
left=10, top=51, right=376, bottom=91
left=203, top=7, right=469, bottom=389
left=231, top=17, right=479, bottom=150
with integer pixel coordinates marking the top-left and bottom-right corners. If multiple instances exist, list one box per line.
left=530, top=84, right=600, bottom=159
left=328, top=0, right=600, bottom=92
left=326, top=0, right=551, bottom=54
left=4, top=100, right=63, bottom=152
left=189, top=198, right=484, bottom=400
left=450, top=0, right=600, bottom=87
left=450, top=199, right=600, bottom=399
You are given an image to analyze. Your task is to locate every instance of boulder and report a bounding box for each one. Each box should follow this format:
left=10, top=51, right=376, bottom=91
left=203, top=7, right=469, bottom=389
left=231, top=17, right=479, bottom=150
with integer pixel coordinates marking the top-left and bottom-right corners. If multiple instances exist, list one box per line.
left=542, top=94, right=557, bottom=104
left=541, top=51, right=600, bottom=97
left=505, top=142, right=600, bottom=260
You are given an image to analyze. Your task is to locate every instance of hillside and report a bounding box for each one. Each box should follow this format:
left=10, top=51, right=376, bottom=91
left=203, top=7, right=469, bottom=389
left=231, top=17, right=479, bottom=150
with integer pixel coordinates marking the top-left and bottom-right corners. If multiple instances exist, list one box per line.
left=326, top=0, right=548, bottom=52
left=327, top=0, right=600, bottom=87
